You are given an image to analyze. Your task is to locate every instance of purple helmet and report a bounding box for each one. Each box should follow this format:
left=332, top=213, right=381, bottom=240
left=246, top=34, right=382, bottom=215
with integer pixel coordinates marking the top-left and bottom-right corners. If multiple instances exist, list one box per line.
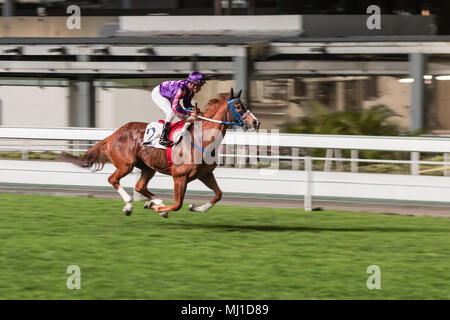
left=187, top=72, right=206, bottom=85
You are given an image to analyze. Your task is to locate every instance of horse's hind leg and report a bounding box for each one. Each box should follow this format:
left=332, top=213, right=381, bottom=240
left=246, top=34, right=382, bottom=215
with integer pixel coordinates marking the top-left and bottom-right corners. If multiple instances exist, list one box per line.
left=189, top=172, right=222, bottom=212
left=108, top=165, right=134, bottom=215
left=134, top=167, right=167, bottom=210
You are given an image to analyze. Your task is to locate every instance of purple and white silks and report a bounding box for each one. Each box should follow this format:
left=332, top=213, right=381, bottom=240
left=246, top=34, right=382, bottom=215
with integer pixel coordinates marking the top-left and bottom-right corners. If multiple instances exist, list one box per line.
left=158, top=80, right=194, bottom=116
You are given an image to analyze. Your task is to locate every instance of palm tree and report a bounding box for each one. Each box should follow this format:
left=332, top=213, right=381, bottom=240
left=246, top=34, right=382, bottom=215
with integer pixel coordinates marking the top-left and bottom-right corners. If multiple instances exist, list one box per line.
left=283, top=100, right=405, bottom=160
left=284, top=100, right=402, bottom=136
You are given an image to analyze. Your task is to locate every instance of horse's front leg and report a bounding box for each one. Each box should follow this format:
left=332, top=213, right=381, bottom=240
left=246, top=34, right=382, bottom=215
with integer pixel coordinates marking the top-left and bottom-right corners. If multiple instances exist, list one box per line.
left=155, top=176, right=187, bottom=218
left=189, top=172, right=222, bottom=212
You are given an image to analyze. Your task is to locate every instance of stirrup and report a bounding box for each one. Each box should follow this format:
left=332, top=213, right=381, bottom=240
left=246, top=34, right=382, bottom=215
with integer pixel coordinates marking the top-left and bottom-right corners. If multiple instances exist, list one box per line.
left=159, top=138, right=174, bottom=147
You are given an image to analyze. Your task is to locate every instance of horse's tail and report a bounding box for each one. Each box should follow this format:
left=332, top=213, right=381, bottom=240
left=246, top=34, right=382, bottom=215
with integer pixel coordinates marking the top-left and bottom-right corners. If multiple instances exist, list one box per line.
left=60, top=137, right=110, bottom=172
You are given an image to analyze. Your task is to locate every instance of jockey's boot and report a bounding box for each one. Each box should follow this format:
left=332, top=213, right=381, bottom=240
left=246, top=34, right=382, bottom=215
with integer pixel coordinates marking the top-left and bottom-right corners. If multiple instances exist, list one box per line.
left=159, top=122, right=174, bottom=147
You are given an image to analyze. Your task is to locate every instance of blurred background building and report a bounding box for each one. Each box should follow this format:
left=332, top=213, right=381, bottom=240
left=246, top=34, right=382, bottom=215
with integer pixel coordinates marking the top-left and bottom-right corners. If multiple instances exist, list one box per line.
left=0, top=0, right=449, bottom=133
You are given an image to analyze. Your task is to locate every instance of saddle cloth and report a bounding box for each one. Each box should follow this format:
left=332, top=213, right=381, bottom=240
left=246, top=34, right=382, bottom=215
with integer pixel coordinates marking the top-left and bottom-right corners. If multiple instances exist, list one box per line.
left=142, top=120, right=185, bottom=149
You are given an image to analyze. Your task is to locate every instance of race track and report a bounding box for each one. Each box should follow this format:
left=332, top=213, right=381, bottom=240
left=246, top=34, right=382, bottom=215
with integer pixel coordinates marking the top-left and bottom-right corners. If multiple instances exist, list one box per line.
left=1, top=185, right=449, bottom=218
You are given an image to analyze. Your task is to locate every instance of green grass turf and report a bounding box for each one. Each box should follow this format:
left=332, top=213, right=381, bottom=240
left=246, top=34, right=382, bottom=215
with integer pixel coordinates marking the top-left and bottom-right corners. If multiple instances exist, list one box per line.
left=0, top=193, right=449, bottom=300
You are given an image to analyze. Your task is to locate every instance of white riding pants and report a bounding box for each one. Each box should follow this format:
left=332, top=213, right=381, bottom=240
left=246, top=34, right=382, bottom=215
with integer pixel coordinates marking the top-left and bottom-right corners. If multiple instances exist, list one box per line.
left=152, top=85, right=176, bottom=123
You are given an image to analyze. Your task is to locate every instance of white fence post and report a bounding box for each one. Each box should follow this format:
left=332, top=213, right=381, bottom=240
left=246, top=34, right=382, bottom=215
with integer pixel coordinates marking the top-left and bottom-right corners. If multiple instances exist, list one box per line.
left=411, top=152, right=420, bottom=175
left=225, top=142, right=234, bottom=166
left=351, top=149, right=358, bottom=173
left=324, top=149, right=333, bottom=171
left=324, top=149, right=343, bottom=171
left=218, top=144, right=224, bottom=165
left=249, top=144, right=258, bottom=168
left=304, top=155, right=312, bottom=211
left=334, top=149, right=343, bottom=171
left=21, top=140, right=29, bottom=160
left=292, top=147, right=299, bottom=170
left=74, top=140, right=80, bottom=157
left=237, top=144, right=246, bottom=168
left=445, top=153, right=450, bottom=177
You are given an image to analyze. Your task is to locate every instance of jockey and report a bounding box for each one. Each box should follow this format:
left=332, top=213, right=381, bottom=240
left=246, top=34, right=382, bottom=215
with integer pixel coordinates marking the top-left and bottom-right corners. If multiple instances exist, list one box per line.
left=150, top=72, right=206, bottom=146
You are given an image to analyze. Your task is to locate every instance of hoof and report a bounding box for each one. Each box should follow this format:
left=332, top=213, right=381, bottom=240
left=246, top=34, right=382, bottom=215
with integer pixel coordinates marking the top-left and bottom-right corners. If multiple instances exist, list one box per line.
left=123, top=203, right=133, bottom=216
left=144, top=201, right=151, bottom=209
left=188, top=203, right=212, bottom=212
left=158, top=211, right=169, bottom=219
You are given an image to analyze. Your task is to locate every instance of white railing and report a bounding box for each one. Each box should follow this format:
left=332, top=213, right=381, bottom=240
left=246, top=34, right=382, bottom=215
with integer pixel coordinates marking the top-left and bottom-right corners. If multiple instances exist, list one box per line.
left=3, top=126, right=450, bottom=151
left=2, top=126, right=450, bottom=210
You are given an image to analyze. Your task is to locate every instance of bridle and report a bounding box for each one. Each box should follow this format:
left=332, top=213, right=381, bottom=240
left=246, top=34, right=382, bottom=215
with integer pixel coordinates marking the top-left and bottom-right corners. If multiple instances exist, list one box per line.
left=224, top=98, right=253, bottom=126
left=197, top=98, right=254, bottom=127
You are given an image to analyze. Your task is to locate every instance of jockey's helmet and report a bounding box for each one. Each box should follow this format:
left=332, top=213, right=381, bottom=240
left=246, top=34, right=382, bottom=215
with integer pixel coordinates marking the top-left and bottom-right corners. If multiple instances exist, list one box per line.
left=187, top=72, right=206, bottom=86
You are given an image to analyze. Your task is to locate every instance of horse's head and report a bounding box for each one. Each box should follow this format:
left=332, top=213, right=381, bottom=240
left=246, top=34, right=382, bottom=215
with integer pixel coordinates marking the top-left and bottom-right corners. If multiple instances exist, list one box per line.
left=227, top=88, right=261, bottom=131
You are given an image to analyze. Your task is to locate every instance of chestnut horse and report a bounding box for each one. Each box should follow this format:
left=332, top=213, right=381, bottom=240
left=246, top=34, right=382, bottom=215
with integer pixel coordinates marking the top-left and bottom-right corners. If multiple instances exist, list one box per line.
left=62, top=88, right=260, bottom=218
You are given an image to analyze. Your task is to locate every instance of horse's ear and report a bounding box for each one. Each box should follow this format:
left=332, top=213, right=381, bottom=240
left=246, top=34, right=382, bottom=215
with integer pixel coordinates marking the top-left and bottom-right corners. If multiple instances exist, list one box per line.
left=230, top=88, right=234, bottom=98
left=236, top=89, right=242, bottom=98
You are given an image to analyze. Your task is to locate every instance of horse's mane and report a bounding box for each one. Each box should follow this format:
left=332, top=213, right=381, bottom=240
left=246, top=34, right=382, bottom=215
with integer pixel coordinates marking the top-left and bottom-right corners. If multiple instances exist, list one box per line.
left=202, top=94, right=229, bottom=118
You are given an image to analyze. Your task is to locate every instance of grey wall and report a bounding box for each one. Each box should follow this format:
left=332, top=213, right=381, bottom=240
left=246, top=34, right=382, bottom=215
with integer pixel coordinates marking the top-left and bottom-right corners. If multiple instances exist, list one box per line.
left=104, top=0, right=179, bottom=9
left=302, top=15, right=437, bottom=37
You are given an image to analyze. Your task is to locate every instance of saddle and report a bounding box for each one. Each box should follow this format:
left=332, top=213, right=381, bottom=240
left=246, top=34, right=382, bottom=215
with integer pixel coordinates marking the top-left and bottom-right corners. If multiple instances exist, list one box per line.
left=143, top=120, right=195, bottom=172
left=142, top=120, right=187, bottom=149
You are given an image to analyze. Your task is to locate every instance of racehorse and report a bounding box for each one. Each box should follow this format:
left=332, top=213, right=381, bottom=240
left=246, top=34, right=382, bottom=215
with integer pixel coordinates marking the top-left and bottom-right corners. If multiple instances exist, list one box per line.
left=61, top=88, right=260, bottom=218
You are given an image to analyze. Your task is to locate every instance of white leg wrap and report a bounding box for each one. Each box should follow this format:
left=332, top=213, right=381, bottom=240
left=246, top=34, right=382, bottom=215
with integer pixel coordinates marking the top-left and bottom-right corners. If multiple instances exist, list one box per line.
left=190, top=202, right=213, bottom=212
left=150, top=198, right=164, bottom=206
left=117, top=186, right=132, bottom=203
left=123, top=202, right=133, bottom=211
left=198, top=202, right=213, bottom=212
left=144, top=198, right=165, bottom=210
